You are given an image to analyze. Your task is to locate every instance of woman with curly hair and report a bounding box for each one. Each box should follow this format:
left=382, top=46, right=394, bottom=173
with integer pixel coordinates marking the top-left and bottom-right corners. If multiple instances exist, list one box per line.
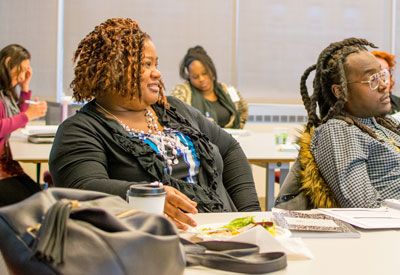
left=0, top=44, right=47, bottom=206
left=171, top=45, right=248, bottom=129
left=49, top=18, right=260, bottom=229
left=371, top=51, right=400, bottom=113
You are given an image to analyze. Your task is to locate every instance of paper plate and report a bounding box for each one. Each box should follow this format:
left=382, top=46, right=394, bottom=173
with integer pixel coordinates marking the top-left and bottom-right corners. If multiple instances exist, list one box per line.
left=186, top=223, right=291, bottom=241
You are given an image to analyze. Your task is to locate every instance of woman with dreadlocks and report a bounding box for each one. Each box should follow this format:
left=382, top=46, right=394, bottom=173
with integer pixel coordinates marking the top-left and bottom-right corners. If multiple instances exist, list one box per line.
left=171, top=45, right=248, bottom=129
left=285, top=37, right=400, bottom=209
left=49, top=18, right=260, bottom=230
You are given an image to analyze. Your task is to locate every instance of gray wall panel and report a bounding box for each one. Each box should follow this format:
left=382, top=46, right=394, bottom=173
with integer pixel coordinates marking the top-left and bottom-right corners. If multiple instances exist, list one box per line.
left=0, top=0, right=396, bottom=103
left=0, top=0, right=58, bottom=99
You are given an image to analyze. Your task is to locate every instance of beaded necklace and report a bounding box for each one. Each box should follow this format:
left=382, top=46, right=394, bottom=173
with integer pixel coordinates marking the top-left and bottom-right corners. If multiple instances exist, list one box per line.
left=95, top=101, right=187, bottom=174
left=95, top=102, right=158, bottom=135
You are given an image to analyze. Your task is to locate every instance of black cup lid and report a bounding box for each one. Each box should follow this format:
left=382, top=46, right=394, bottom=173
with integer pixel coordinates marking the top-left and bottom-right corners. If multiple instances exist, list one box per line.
left=128, top=183, right=166, bottom=197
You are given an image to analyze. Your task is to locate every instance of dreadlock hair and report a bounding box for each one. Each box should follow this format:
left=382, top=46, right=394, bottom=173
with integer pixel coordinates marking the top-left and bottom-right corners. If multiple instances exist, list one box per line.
left=70, top=18, right=167, bottom=106
left=0, top=44, right=31, bottom=101
left=179, top=45, right=217, bottom=83
left=300, top=37, right=400, bottom=139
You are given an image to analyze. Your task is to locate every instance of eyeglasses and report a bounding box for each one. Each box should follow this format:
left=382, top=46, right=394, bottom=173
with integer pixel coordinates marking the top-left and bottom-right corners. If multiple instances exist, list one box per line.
left=348, top=69, right=390, bottom=90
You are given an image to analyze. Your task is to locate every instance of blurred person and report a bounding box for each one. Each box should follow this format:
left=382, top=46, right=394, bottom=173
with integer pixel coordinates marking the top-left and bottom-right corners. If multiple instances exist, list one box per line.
left=171, top=46, right=248, bottom=129
left=371, top=51, right=400, bottom=113
left=0, top=44, right=47, bottom=206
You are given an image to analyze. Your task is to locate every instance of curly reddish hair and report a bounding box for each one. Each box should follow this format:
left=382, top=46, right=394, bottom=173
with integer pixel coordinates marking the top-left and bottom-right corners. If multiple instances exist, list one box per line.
left=371, top=51, right=396, bottom=90
left=70, top=18, right=167, bottom=106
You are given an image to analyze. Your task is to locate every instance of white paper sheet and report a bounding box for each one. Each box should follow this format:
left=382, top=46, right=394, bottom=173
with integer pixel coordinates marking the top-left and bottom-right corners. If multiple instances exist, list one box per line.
left=21, top=125, right=59, bottom=136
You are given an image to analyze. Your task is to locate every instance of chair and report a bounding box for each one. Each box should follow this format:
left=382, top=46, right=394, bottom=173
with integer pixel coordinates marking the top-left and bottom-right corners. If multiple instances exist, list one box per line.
left=45, top=101, right=85, bottom=125
left=274, top=158, right=312, bottom=210
left=43, top=170, right=53, bottom=188
left=67, top=102, right=85, bottom=117
left=274, top=128, right=339, bottom=210
left=45, top=101, right=62, bottom=125
left=41, top=101, right=83, bottom=186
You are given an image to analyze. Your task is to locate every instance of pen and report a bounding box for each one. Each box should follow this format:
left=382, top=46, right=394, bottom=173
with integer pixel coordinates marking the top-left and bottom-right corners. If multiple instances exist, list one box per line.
left=24, top=100, right=40, bottom=104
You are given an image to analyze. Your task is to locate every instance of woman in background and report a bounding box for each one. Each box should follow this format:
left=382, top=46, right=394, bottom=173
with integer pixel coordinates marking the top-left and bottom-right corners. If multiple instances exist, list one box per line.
left=371, top=51, right=400, bottom=113
left=0, top=44, right=47, bottom=206
left=171, top=46, right=248, bottom=129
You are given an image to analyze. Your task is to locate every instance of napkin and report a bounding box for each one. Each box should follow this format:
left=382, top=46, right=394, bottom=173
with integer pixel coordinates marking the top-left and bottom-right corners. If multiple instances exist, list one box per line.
left=182, top=225, right=313, bottom=260
left=229, top=225, right=313, bottom=260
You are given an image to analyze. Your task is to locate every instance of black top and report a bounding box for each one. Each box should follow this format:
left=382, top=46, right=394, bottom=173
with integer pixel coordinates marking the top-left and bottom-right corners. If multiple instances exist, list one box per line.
left=208, top=99, right=231, bottom=127
left=49, top=96, right=261, bottom=213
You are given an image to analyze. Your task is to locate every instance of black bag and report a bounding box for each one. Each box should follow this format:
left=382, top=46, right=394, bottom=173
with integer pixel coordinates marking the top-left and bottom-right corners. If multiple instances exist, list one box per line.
left=0, top=188, right=185, bottom=275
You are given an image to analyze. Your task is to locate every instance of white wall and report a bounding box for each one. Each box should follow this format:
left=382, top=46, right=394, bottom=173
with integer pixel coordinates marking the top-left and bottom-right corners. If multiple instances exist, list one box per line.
left=236, top=0, right=392, bottom=101
left=62, top=0, right=235, bottom=100
left=0, top=0, right=58, bottom=99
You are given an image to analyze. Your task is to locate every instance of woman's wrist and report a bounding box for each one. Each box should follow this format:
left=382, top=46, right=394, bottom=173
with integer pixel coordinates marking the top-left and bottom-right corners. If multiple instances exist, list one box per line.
left=21, top=86, right=29, bottom=92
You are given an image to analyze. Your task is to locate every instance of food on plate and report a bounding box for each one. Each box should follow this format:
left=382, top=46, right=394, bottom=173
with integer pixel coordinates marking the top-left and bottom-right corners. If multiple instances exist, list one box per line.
left=200, top=216, right=276, bottom=236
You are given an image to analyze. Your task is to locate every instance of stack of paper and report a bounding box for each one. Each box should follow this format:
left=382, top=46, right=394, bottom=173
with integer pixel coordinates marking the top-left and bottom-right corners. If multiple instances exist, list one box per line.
left=272, top=208, right=360, bottom=238
left=22, top=125, right=58, bottom=144
left=317, top=202, right=400, bottom=229
left=21, top=125, right=58, bottom=136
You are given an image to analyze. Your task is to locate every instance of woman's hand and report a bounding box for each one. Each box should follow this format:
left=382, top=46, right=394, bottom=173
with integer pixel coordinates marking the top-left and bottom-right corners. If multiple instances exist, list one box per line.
left=20, top=65, right=32, bottom=92
left=163, top=185, right=198, bottom=230
left=25, top=98, right=47, bottom=121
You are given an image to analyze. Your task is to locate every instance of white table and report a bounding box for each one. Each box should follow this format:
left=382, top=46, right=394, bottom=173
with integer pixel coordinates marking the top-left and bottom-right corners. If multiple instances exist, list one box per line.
left=9, top=131, right=53, bottom=183
left=235, top=133, right=298, bottom=210
left=184, top=212, right=400, bottom=275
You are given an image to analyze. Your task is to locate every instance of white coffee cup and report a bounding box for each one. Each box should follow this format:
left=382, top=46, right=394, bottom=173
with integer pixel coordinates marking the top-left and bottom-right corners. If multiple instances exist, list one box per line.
left=127, top=183, right=166, bottom=215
